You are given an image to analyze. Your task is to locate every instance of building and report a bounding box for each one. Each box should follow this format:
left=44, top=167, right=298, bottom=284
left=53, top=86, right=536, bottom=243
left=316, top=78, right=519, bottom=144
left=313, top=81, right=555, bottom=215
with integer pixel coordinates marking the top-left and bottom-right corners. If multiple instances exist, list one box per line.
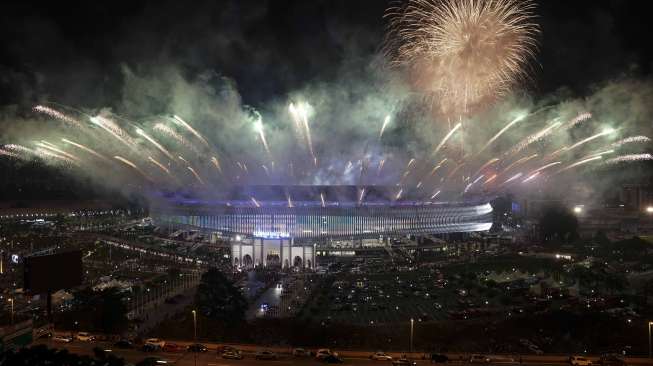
left=151, top=186, right=494, bottom=268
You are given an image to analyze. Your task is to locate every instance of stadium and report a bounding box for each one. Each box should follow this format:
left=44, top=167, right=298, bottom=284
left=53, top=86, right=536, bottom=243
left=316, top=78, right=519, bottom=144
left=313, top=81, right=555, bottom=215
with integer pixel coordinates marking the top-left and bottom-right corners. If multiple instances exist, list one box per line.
left=151, top=185, right=494, bottom=240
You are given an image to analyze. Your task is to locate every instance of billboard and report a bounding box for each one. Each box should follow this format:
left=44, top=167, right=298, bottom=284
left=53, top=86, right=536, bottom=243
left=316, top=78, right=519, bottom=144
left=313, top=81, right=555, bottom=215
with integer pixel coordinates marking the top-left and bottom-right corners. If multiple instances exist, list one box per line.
left=23, top=250, right=83, bottom=293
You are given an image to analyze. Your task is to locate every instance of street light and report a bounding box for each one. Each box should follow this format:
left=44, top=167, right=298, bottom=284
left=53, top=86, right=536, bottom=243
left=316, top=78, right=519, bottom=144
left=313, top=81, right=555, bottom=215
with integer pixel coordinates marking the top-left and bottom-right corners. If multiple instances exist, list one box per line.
left=409, top=318, right=414, bottom=354
left=649, top=321, right=653, bottom=359
left=8, top=298, right=14, bottom=324
left=646, top=206, right=653, bottom=214
left=191, top=310, right=197, bottom=341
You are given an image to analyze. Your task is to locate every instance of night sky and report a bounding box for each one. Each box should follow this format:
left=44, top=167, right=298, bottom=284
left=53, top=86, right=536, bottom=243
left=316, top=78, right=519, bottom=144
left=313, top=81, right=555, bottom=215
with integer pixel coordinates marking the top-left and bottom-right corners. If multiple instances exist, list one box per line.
left=1, top=0, right=651, bottom=107
left=0, top=0, right=651, bottom=200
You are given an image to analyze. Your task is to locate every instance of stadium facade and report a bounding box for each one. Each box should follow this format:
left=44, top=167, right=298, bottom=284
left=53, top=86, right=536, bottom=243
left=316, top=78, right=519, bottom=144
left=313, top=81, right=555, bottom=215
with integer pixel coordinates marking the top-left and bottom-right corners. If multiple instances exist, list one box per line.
left=151, top=186, right=494, bottom=268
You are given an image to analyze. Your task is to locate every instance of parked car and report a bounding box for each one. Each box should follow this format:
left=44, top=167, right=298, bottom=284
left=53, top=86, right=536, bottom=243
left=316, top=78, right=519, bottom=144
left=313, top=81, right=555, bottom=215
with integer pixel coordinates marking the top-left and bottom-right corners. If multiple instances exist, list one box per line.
left=598, top=355, right=626, bottom=366
left=426, top=353, right=449, bottom=363
left=114, top=339, right=134, bottom=349
left=138, top=357, right=169, bottom=366
left=469, top=355, right=487, bottom=363
left=52, top=335, right=73, bottom=343
left=162, top=343, right=184, bottom=352
left=222, top=350, right=244, bottom=360
left=145, top=338, right=166, bottom=349
left=316, top=349, right=338, bottom=360
left=255, top=350, right=278, bottom=360
left=141, top=344, right=159, bottom=352
left=76, top=332, right=95, bottom=342
left=293, top=348, right=312, bottom=357
left=570, top=356, right=593, bottom=366
left=187, top=343, right=208, bottom=353
left=370, top=352, right=393, bottom=361
left=393, top=359, right=417, bottom=366
left=322, top=354, right=344, bottom=363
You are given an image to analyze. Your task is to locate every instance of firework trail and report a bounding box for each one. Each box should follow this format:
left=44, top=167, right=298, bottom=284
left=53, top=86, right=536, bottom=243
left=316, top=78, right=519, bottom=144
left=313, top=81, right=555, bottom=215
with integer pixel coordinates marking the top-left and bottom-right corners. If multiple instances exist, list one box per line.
left=289, top=102, right=317, bottom=165
left=33, top=105, right=84, bottom=128
left=320, top=192, right=326, bottom=208
left=136, top=128, right=174, bottom=160
left=433, top=122, right=461, bottom=156
left=90, top=116, right=136, bottom=149
left=430, top=189, right=441, bottom=199
left=35, top=148, right=79, bottom=166
left=483, top=174, right=498, bottom=185
left=250, top=197, right=261, bottom=208
left=555, top=156, right=603, bottom=174
left=395, top=188, right=404, bottom=200
left=36, top=141, right=80, bottom=162
left=473, top=157, right=499, bottom=176
left=385, top=0, right=538, bottom=114
left=562, top=112, right=592, bottom=129
left=604, top=154, right=653, bottom=165
left=464, top=174, right=484, bottom=193
left=178, top=155, right=190, bottom=165
left=210, top=156, right=223, bottom=174
left=377, top=159, right=386, bottom=176
left=114, top=156, right=150, bottom=180
left=521, top=171, right=540, bottom=183
left=148, top=156, right=171, bottom=175
left=172, top=115, right=209, bottom=147
left=502, top=172, right=523, bottom=185
left=528, top=161, right=561, bottom=175
left=187, top=166, right=205, bottom=185
left=262, top=164, right=271, bottom=177
left=478, top=113, right=527, bottom=153
left=287, top=193, right=294, bottom=208
left=358, top=188, right=366, bottom=203
left=499, top=153, right=537, bottom=175
left=565, top=127, right=616, bottom=152
left=153, top=123, right=200, bottom=153
left=610, top=136, right=651, bottom=148
left=379, top=115, right=391, bottom=139
left=509, top=120, right=561, bottom=155
left=61, top=138, right=110, bottom=162
left=253, top=115, right=272, bottom=160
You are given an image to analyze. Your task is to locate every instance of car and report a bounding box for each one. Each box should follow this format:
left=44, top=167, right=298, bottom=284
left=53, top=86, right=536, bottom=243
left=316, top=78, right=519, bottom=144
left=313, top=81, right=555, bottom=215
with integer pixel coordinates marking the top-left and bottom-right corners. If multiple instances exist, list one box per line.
left=485, top=356, right=516, bottom=364
left=187, top=343, right=208, bottom=353
left=316, top=349, right=337, bottom=360
left=217, top=345, right=237, bottom=353
left=145, top=338, right=166, bottom=349
left=138, top=357, right=169, bottom=366
left=322, top=354, right=345, bottom=364
left=222, top=350, right=244, bottom=360
left=393, top=359, right=417, bottom=366
left=255, top=350, right=278, bottom=360
left=52, top=335, right=73, bottom=343
left=469, top=355, right=487, bottom=363
left=142, top=344, right=159, bottom=352
left=370, top=352, right=394, bottom=361
left=570, top=356, right=593, bottom=366
left=293, top=348, right=312, bottom=357
left=598, top=355, right=626, bottom=366
left=427, top=353, right=449, bottom=363
left=162, top=343, right=184, bottom=352
left=76, top=332, right=96, bottom=342
left=114, top=339, right=134, bottom=349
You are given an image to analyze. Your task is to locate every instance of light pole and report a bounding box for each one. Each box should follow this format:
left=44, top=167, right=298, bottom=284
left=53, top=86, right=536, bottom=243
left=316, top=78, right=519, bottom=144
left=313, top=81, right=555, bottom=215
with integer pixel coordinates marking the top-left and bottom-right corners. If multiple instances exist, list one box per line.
left=409, top=318, right=414, bottom=354
left=8, top=298, right=14, bottom=324
left=192, top=310, right=197, bottom=341
left=191, top=309, right=198, bottom=366
left=649, top=321, right=652, bottom=359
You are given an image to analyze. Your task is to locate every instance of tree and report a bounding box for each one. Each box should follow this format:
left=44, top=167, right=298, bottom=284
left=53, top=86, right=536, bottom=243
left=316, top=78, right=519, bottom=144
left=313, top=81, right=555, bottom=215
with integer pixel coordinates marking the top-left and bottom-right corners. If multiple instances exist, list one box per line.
left=539, top=204, right=578, bottom=242
left=195, top=268, right=248, bottom=324
left=61, top=287, right=129, bottom=334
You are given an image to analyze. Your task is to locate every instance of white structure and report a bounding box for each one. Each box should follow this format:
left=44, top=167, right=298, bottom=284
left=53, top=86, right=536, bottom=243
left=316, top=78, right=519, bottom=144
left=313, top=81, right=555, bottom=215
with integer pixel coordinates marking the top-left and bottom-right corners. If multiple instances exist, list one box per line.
left=231, top=237, right=315, bottom=269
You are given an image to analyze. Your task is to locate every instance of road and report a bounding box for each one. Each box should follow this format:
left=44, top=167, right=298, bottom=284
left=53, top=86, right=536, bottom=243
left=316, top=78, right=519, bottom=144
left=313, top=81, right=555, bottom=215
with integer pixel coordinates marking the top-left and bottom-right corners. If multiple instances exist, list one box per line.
left=38, top=339, right=579, bottom=366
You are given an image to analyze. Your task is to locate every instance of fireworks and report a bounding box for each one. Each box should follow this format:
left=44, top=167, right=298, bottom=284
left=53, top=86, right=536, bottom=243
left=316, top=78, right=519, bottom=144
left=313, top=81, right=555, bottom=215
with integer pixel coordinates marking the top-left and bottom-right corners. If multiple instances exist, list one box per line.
left=385, top=0, right=538, bottom=115
left=34, top=105, right=84, bottom=128
left=136, top=128, right=174, bottom=160
left=172, top=115, right=209, bottom=147
left=604, top=154, right=653, bottom=165
left=379, top=115, right=391, bottom=139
